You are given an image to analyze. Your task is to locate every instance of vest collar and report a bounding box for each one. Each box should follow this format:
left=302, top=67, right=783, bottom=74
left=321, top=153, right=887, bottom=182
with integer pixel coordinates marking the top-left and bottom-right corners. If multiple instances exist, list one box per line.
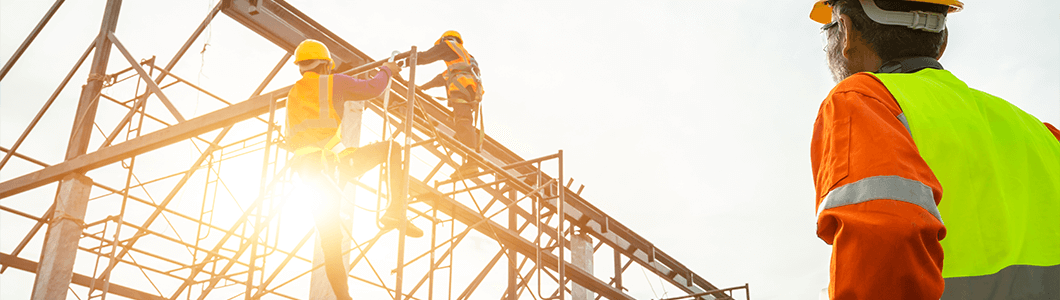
left=877, top=56, right=944, bottom=74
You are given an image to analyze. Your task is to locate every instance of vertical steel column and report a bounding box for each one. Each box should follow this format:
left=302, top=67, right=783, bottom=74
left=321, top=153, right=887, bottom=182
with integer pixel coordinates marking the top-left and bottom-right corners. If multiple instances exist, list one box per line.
left=428, top=207, right=438, bottom=300
left=558, top=150, right=565, bottom=300
left=30, top=1, right=121, bottom=299
left=396, top=46, right=417, bottom=300
left=31, top=174, right=92, bottom=300
left=507, top=189, right=517, bottom=300
left=613, top=249, right=622, bottom=292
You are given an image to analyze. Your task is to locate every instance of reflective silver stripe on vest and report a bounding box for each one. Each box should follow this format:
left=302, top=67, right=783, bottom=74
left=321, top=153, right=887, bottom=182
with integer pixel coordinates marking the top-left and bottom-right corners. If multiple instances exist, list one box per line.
left=287, top=76, right=338, bottom=136
left=942, top=264, right=1060, bottom=299
left=319, top=75, right=329, bottom=119
left=897, top=113, right=911, bottom=134
left=817, top=175, right=942, bottom=223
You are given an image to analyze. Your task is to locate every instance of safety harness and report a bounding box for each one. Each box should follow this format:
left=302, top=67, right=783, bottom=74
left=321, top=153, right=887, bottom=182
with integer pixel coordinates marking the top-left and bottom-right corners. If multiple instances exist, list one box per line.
left=442, top=40, right=483, bottom=103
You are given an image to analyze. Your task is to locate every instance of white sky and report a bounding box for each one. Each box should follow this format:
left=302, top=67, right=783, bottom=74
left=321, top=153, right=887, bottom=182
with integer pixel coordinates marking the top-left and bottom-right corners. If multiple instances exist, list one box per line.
left=1, top=1, right=1058, bottom=299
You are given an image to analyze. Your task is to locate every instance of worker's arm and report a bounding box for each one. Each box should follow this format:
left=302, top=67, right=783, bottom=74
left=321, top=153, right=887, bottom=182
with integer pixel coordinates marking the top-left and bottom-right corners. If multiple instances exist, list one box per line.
left=329, top=65, right=395, bottom=113
left=1044, top=122, right=1060, bottom=141
left=810, top=73, right=946, bottom=300
left=416, top=43, right=459, bottom=65
left=419, top=73, right=446, bottom=91
left=333, top=65, right=393, bottom=99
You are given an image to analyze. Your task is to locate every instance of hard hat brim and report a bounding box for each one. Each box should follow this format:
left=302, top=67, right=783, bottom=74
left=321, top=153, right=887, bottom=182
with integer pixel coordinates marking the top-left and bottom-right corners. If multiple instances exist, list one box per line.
left=810, top=1, right=832, bottom=24
left=809, top=0, right=963, bottom=24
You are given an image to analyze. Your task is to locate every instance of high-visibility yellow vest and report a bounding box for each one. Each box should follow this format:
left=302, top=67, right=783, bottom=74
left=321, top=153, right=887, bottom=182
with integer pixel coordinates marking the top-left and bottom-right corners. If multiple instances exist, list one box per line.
left=874, top=69, right=1060, bottom=279
left=441, top=40, right=483, bottom=103
left=286, top=72, right=340, bottom=150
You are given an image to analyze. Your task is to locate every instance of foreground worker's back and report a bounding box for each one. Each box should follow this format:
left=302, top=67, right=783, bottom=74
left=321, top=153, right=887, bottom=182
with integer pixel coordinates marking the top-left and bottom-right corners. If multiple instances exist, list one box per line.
left=875, top=69, right=1060, bottom=298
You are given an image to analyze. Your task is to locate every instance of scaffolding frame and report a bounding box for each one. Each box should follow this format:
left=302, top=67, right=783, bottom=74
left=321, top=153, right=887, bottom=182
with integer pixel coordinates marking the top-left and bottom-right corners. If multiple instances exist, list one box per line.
left=0, top=0, right=749, bottom=299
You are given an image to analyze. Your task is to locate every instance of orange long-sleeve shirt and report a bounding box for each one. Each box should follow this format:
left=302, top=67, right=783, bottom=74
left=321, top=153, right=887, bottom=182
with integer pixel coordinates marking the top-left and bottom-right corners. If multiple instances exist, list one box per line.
left=811, top=73, right=947, bottom=299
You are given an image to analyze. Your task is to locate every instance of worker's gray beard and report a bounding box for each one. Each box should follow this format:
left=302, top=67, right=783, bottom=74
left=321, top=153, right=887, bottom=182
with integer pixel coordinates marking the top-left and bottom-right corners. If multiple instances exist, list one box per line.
left=825, top=29, right=855, bottom=83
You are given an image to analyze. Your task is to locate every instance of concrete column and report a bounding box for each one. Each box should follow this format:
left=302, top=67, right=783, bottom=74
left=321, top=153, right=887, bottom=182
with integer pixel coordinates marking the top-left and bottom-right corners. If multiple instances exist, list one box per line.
left=571, top=231, right=593, bottom=300
left=31, top=174, right=92, bottom=300
left=308, top=99, right=362, bottom=299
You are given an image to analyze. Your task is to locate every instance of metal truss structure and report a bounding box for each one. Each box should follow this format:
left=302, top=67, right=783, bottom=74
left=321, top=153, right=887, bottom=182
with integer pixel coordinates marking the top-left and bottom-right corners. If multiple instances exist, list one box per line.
left=0, top=0, right=750, bottom=299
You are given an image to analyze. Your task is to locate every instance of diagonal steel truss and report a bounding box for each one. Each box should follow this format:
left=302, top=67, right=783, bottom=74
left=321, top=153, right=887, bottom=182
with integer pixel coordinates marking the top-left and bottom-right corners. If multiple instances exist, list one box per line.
left=0, top=0, right=750, bottom=299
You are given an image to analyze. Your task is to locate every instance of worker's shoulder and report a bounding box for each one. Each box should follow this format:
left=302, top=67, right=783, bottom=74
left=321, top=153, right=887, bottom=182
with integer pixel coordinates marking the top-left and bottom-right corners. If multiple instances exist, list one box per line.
left=822, top=72, right=898, bottom=111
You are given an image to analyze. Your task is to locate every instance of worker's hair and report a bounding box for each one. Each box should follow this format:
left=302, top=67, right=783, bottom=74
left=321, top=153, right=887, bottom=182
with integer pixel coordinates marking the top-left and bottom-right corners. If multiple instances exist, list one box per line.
left=828, top=0, right=948, bottom=62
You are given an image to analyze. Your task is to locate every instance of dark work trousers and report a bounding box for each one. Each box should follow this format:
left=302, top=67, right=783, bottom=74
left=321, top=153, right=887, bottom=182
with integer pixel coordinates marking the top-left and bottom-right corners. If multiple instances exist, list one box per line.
left=293, top=141, right=404, bottom=300
left=450, top=102, right=478, bottom=151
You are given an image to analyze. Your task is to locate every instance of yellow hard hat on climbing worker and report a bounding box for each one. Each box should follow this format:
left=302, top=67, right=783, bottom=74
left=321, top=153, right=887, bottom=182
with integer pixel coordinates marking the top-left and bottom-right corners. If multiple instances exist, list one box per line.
left=809, top=0, right=963, bottom=24
left=435, top=30, right=463, bottom=45
left=293, top=39, right=334, bottom=69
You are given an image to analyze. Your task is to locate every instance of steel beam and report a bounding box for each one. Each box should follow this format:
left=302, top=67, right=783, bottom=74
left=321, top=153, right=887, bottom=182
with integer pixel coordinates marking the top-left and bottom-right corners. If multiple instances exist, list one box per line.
left=107, top=32, right=185, bottom=123
left=2, top=252, right=167, bottom=300
left=0, top=41, right=94, bottom=171
left=30, top=173, right=92, bottom=300
left=0, top=87, right=289, bottom=199
left=30, top=1, right=121, bottom=299
left=0, top=0, right=65, bottom=81
left=98, top=1, right=223, bottom=149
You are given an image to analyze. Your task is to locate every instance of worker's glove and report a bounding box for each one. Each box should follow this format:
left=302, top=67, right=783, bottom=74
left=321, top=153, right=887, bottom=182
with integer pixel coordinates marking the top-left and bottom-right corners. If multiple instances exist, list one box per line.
left=381, top=62, right=401, bottom=76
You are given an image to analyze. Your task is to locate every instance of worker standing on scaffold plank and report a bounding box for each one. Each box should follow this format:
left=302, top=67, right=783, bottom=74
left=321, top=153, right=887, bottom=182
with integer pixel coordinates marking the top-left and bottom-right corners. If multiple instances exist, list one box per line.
left=286, top=39, right=424, bottom=300
left=413, top=30, right=485, bottom=177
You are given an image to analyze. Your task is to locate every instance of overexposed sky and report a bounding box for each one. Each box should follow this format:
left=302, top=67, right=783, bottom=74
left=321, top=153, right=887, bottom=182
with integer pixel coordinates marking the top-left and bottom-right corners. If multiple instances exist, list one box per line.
left=2, top=1, right=1058, bottom=299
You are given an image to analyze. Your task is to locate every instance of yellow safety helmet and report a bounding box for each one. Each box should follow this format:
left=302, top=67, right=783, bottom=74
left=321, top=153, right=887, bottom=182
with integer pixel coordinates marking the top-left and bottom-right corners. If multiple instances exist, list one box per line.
left=435, top=30, right=463, bottom=45
left=810, top=0, right=963, bottom=24
left=293, top=39, right=334, bottom=69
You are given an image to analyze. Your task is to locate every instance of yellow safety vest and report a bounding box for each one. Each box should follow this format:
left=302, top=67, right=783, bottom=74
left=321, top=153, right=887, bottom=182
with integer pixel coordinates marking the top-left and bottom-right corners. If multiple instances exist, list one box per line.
left=287, top=72, right=341, bottom=150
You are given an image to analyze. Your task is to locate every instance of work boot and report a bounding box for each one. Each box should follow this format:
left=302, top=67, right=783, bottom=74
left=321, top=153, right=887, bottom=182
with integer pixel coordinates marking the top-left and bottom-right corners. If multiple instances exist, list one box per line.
left=380, top=214, right=424, bottom=238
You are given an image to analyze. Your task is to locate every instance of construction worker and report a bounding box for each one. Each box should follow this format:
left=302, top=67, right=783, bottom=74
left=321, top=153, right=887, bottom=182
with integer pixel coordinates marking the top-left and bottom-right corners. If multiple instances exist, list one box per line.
left=287, top=39, right=423, bottom=300
left=808, top=1, right=1060, bottom=299
left=414, top=30, right=485, bottom=176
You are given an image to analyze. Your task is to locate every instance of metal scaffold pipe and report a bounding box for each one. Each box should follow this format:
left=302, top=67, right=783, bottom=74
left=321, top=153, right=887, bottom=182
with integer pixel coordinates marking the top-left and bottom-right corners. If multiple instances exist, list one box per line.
left=395, top=45, right=417, bottom=300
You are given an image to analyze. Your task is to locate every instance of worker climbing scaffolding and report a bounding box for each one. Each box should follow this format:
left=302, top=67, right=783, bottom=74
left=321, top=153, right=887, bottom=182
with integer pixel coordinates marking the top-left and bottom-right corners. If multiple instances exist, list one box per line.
left=414, top=30, right=485, bottom=177
left=285, top=39, right=424, bottom=300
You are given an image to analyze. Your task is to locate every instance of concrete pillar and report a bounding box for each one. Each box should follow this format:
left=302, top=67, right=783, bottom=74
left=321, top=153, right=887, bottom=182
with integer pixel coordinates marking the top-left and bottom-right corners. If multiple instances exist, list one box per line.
left=308, top=99, right=362, bottom=299
left=571, top=231, right=593, bottom=300
left=31, top=174, right=92, bottom=300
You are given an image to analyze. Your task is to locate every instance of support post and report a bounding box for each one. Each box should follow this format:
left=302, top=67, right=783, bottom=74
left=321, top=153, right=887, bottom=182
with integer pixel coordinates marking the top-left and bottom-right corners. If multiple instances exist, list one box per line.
left=31, top=174, right=92, bottom=300
left=571, top=230, right=593, bottom=300
left=613, top=249, right=622, bottom=292
left=30, top=0, right=120, bottom=299
left=558, top=150, right=565, bottom=300
left=395, top=45, right=417, bottom=300
left=508, top=189, right=517, bottom=300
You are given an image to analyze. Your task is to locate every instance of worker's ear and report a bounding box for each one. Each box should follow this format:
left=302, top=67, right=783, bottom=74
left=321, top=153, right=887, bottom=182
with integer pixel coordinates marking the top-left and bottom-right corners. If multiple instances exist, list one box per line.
left=840, top=14, right=857, bottom=60
left=936, top=29, right=948, bottom=60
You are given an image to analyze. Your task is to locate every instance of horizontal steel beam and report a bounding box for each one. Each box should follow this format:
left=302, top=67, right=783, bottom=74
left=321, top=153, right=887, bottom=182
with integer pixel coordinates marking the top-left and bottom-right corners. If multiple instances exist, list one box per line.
left=0, top=87, right=289, bottom=199
left=1, top=252, right=167, bottom=300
